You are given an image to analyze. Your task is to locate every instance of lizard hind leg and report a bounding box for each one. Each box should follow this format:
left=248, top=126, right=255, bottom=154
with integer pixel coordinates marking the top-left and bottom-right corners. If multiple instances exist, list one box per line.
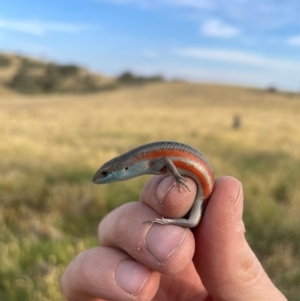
left=144, top=199, right=204, bottom=228
left=164, top=157, right=190, bottom=192
left=174, top=174, right=190, bottom=192
left=149, top=157, right=191, bottom=192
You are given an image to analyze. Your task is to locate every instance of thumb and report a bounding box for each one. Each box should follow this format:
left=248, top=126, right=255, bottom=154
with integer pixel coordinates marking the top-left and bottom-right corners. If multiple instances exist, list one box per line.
left=193, top=176, right=287, bottom=301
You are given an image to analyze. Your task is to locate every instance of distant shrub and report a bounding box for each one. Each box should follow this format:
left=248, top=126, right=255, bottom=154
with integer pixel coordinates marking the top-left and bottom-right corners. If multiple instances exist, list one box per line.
left=117, top=71, right=164, bottom=85
left=21, top=57, right=44, bottom=69
left=118, top=71, right=136, bottom=83
left=7, top=62, right=62, bottom=94
left=81, top=75, right=99, bottom=92
left=8, top=64, right=42, bottom=94
left=42, top=63, right=62, bottom=92
left=58, top=65, right=79, bottom=76
left=0, top=54, right=11, bottom=67
left=266, top=85, right=277, bottom=93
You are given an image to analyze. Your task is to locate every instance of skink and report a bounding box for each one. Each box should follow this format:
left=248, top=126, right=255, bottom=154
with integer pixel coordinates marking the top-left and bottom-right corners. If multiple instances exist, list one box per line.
left=92, top=141, right=214, bottom=228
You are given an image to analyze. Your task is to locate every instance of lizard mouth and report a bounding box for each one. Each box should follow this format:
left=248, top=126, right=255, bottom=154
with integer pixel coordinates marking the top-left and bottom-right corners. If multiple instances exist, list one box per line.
left=92, top=170, right=101, bottom=183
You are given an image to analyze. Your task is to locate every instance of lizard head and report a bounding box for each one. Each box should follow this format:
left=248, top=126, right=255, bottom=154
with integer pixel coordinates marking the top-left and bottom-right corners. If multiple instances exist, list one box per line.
left=92, top=153, right=150, bottom=184
left=92, top=156, right=123, bottom=184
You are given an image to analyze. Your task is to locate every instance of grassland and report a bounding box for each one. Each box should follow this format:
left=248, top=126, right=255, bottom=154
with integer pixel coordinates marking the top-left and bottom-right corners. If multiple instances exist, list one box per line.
left=0, top=82, right=300, bottom=300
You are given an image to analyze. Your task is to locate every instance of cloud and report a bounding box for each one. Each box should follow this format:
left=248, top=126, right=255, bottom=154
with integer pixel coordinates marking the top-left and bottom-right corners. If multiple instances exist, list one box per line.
left=202, top=1, right=300, bottom=30
left=287, top=36, right=300, bottom=46
left=174, top=47, right=300, bottom=70
left=95, top=0, right=300, bottom=29
left=201, top=19, right=240, bottom=38
left=0, top=18, right=91, bottom=36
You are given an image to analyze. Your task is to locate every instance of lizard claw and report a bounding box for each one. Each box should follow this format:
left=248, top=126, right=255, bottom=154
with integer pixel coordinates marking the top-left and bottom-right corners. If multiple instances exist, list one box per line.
left=175, top=176, right=190, bottom=192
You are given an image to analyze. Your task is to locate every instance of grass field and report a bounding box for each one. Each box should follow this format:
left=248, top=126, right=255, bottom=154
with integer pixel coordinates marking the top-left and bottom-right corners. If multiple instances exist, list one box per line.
left=1, top=82, right=300, bottom=300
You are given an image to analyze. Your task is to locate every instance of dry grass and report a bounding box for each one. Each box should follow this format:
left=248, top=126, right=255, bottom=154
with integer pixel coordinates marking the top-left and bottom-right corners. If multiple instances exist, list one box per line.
left=1, top=82, right=300, bottom=300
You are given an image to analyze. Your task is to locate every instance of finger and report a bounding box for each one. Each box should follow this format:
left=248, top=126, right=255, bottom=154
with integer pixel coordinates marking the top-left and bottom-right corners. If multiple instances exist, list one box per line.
left=141, top=175, right=197, bottom=218
left=156, top=261, right=209, bottom=300
left=61, top=247, right=160, bottom=301
left=98, top=201, right=195, bottom=274
left=193, top=176, right=287, bottom=301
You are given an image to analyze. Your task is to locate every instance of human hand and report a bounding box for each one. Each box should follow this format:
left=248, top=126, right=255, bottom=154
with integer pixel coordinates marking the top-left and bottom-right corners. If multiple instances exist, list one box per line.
left=61, top=176, right=287, bottom=301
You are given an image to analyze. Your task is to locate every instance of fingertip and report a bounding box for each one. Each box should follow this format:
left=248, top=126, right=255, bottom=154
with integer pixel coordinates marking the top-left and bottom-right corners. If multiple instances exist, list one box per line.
left=207, top=176, right=243, bottom=226
left=141, top=175, right=197, bottom=218
left=61, top=247, right=161, bottom=301
left=115, top=259, right=153, bottom=296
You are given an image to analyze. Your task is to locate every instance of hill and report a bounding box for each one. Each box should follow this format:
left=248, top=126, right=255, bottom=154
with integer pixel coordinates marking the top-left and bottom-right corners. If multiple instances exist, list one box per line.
left=0, top=53, right=165, bottom=95
left=0, top=52, right=116, bottom=94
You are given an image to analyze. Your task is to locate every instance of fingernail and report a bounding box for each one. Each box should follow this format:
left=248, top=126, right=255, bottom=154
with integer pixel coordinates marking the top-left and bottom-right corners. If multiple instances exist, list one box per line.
left=115, top=259, right=150, bottom=295
left=155, top=176, right=175, bottom=205
left=233, top=182, right=246, bottom=233
left=146, top=225, right=188, bottom=263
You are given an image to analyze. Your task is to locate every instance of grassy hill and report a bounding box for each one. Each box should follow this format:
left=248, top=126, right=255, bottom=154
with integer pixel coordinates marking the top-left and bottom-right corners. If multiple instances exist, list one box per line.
left=0, top=65, right=300, bottom=299
left=0, top=52, right=116, bottom=94
left=0, top=53, right=164, bottom=95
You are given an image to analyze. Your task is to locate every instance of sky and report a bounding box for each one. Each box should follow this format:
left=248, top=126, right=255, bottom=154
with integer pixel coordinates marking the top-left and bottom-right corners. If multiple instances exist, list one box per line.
left=1, top=0, right=300, bottom=91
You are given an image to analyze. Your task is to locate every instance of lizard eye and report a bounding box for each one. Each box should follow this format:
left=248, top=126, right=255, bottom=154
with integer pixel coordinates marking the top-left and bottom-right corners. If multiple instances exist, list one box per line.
left=125, top=167, right=128, bottom=170
left=101, top=171, right=108, bottom=177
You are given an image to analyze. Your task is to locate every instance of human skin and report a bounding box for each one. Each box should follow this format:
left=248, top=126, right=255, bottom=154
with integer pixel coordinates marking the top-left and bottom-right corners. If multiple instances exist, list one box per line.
left=61, top=176, right=287, bottom=301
